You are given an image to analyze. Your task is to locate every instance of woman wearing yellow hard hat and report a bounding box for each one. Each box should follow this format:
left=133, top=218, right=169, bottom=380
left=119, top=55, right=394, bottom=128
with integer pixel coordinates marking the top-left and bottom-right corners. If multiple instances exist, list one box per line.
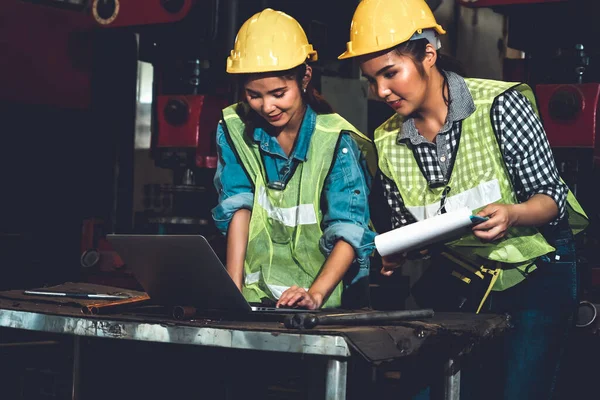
left=340, top=0, right=587, bottom=399
left=212, top=8, right=376, bottom=311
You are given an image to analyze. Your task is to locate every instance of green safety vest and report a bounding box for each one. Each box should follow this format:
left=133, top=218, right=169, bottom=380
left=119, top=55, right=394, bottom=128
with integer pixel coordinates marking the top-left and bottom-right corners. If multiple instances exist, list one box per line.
left=222, top=104, right=375, bottom=307
left=374, top=78, right=588, bottom=291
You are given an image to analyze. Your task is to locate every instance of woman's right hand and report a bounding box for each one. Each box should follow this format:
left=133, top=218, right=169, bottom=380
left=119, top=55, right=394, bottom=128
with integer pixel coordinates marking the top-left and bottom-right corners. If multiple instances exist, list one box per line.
left=380, top=252, right=407, bottom=276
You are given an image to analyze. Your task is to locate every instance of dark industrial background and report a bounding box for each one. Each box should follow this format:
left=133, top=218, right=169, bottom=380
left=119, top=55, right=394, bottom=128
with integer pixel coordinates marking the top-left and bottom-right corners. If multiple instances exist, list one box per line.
left=1, top=0, right=600, bottom=399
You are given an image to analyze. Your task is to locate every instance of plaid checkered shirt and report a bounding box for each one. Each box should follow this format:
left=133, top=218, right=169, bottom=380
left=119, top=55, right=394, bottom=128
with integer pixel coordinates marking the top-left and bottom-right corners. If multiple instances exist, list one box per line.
left=378, top=71, right=567, bottom=229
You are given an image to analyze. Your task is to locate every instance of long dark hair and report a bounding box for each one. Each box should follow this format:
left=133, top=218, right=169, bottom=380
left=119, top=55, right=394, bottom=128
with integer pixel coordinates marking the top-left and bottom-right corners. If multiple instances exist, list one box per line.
left=393, top=38, right=466, bottom=106
left=234, top=64, right=334, bottom=137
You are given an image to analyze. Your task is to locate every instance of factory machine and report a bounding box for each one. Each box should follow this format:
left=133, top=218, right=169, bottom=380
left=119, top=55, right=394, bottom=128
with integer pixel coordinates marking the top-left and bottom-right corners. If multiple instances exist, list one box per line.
left=89, top=0, right=232, bottom=236
left=2, top=0, right=239, bottom=286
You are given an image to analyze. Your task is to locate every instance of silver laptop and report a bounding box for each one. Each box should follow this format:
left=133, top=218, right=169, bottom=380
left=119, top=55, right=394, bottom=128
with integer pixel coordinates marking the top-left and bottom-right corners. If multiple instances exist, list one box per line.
left=107, top=234, right=305, bottom=313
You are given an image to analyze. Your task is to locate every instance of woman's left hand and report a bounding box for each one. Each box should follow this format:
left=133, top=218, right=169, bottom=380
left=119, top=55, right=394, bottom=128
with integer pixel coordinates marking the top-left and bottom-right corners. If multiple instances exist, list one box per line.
left=276, top=286, right=323, bottom=310
left=472, top=203, right=517, bottom=242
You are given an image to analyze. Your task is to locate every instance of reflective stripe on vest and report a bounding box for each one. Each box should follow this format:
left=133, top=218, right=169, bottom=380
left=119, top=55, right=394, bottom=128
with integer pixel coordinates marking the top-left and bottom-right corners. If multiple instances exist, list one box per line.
left=406, top=179, right=502, bottom=221
left=257, top=186, right=317, bottom=226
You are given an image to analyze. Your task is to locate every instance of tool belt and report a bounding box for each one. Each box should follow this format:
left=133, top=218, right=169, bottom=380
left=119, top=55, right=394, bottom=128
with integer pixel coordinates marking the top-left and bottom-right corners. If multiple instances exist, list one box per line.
left=411, top=248, right=500, bottom=314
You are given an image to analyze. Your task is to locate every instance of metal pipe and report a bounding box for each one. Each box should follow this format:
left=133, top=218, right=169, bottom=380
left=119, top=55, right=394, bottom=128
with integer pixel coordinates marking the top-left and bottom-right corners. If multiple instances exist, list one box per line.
left=284, top=309, right=434, bottom=329
left=318, top=309, right=434, bottom=324
left=443, top=358, right=460, bottom=400
left=72, top=336, right=81, bottom=400
left=225, top=0, right=238, bottom=51
left=325, top=358, right=347, bottom=400
left=172, top=305, right=196, bottom=320
left=0, top=340, right=60, bottom=348
left=225, top=0, right=239, bottom=103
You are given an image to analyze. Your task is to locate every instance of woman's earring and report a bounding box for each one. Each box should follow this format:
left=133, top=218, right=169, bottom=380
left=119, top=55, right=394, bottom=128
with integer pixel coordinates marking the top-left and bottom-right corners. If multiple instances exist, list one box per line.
left=303, top=87, right=307, bottom=94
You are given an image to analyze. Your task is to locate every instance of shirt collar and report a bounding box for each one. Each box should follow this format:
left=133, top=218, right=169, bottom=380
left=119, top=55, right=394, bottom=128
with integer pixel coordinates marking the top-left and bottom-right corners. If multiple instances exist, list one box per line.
left=398, top=71, right=475, bottom=145
left=252, top=105, right=316, bottom=161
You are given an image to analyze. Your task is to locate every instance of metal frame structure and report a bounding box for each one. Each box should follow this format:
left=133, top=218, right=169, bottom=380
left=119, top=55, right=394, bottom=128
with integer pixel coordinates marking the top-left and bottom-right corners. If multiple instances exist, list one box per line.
left=0, top=308, right=461, bottom=400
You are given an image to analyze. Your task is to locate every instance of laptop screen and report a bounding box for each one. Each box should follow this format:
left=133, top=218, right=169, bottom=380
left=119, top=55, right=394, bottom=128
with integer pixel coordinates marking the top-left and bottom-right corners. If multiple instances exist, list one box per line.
left=107, top=234, right=253, bottom=312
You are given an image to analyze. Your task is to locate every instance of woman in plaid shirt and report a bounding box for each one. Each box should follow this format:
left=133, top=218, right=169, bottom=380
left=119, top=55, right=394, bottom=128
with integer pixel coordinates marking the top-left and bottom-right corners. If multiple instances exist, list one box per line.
left=340, top=0, right=588, bottom=399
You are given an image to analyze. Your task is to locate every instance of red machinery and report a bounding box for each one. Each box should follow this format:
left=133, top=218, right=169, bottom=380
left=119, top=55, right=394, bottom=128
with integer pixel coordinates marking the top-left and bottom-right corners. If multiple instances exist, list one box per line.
left=537, top=81, right=600, bottom=289
left=91, top=0, right=230, bottom=168
left=537, top=83, right=600, bottom=154
left=91, top=0, right=194, bottom=27
left=91, top=0, right=232, bottom=234
left=0, top=1, right=94, bottom=108
left=155, top=93, right=228, bottom=169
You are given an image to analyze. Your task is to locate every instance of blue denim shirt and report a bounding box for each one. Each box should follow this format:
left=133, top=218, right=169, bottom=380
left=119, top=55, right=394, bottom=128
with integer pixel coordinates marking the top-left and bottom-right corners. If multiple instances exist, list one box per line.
left=212, top=106, right=375, bottom=267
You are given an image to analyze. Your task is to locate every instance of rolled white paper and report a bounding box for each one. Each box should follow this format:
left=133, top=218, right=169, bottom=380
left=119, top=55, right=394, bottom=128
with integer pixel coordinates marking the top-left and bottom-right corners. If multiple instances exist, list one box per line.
left=374, top=207, right=473, bottom=257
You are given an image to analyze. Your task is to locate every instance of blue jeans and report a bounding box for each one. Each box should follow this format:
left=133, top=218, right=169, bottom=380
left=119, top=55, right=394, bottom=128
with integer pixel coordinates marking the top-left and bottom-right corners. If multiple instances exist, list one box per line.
left=471, top=222, right=579, bottom=400
left=404, top=223, right=579, bottom=400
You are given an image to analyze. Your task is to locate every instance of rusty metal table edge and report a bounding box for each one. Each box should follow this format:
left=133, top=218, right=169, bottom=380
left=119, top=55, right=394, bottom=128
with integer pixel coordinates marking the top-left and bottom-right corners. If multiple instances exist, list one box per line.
left=0, top=308, right=351, bottom=358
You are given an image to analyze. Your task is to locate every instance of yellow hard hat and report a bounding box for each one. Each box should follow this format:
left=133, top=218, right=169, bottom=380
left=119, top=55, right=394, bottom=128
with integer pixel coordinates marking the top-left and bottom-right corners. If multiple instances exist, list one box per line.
left=226, top=8, right=318, bottom=74
left=338, top=0, right=446, bottom=60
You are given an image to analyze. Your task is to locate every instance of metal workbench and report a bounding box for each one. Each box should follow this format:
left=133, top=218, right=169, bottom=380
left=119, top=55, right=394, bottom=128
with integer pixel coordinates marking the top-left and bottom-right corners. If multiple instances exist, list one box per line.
left=0, top=282, right=510, bottom=399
